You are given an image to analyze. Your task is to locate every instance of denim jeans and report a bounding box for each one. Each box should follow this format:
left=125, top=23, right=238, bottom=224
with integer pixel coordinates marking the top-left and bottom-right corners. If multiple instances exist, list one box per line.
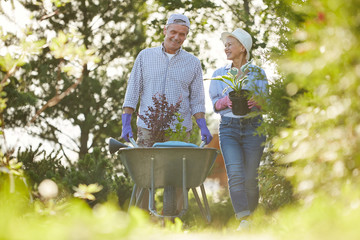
left=219, top=116, right=266, bottom=219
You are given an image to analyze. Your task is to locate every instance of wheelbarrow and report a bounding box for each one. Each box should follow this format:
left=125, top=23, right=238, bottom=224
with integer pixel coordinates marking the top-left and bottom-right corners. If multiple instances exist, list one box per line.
left=109, top=138, right=218, bottom=222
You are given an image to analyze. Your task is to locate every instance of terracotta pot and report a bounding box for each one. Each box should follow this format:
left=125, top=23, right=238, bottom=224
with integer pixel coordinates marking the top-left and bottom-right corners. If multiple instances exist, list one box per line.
left=229, top=90, right=251, bottom=116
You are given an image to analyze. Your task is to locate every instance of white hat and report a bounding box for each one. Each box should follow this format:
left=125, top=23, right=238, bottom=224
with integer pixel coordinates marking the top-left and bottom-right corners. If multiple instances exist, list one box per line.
left=221, top=28, right=252, bottom=61
left=166, top=13, right=190, bottom=28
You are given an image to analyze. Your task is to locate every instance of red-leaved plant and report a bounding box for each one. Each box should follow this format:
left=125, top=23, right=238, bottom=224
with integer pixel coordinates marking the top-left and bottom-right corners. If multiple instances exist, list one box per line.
left=138, top=93, right=182, bottom=146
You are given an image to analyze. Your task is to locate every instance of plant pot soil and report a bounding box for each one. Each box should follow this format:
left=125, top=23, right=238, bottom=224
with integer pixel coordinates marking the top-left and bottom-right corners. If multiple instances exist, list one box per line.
left=229, top=90, right=251, bottom=116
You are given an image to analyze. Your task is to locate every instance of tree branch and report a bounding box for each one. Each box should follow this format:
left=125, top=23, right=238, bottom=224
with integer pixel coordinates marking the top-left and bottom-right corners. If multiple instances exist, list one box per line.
left=27, top=64, right=86, bottom=126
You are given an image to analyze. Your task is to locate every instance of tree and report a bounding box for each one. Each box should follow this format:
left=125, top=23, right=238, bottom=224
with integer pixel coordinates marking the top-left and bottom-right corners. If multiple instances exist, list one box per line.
left=2, top=1, right=150, bottom=159
left=2, top=0, right=222, bottom=160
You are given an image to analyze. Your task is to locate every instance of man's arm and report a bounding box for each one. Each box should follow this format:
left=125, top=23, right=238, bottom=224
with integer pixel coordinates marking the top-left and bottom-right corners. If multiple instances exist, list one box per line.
left=123, top=107, right=134, bottom=114
left=193, top=112, right=205, bottom=119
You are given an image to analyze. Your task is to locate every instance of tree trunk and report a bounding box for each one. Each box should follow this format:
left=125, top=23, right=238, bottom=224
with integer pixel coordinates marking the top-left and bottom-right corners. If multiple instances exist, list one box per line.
left=79, top=64, right=90, bottom=159
left=79, top=127, right=90, bottom=158
left=244, top=0, right=251, bottom=27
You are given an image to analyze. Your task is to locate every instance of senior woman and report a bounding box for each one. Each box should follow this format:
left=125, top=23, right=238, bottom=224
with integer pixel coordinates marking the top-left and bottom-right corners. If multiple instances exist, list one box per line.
left=209, top=28, right=268, bottom=230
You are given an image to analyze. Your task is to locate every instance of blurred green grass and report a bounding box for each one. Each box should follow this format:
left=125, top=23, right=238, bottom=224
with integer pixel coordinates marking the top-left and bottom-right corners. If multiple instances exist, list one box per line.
left=1, top=179, right=360, bottom=240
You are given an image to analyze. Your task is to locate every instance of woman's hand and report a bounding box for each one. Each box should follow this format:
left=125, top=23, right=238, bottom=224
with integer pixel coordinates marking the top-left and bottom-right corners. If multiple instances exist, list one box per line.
left=248, top=97, right=261, bottom=110
left=215, top=95, right=232, bottom=111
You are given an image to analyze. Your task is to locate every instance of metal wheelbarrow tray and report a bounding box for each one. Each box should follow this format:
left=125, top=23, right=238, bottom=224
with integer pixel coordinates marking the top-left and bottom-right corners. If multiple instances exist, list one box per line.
left=118, top=146, right=218, bottom=222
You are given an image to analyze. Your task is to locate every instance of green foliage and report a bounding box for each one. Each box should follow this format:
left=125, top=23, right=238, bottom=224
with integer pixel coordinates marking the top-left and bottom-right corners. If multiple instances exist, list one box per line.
left=1, top=173, right=360, bottom=239
left=185, top=189, right=234, bottom=229
left=0, top=186, right=155, bottom=240
left=257, top=79, right=293, bottom=140
left=252, top=185, right=360, bottom=240
left=206, top=62, right=251, bottom=95
left=2, top=0, right=151, bottom=158
left=258, top=161, right=294, bottom=213
left=73, top=183, right=103, bottom=201
left=2, top=0, right=222, bottom=160
left=17, top=146, right=133, bottom=207
left=19, top=144, right=67, bottom=185
left=270, top=0, right=360, bottom=200
left=165, top=113, right=189, bottom=142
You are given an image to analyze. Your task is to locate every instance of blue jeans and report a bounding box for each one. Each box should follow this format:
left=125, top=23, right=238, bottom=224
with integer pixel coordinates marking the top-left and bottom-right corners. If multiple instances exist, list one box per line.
left=219, top=116, right=266, bottom=219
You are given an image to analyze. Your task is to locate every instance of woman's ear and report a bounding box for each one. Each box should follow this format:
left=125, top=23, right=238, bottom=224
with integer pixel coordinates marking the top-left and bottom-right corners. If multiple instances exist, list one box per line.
left=240, top=45, right=246, bottom=53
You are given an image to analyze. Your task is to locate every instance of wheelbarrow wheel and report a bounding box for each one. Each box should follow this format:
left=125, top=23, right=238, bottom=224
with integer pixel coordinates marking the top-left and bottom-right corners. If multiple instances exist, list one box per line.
left=163, top=186, right=177, bottom=216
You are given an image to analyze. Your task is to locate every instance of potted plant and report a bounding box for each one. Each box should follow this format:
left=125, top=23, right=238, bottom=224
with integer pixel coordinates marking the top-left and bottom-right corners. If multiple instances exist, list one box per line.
left=137, top=93, right=200, bottom=146
left=208, top=61, right=252, bottom=116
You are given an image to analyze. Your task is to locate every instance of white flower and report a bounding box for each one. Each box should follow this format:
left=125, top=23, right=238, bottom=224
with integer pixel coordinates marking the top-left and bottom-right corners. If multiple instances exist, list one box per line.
left=38, top=179, right=58, bottom=199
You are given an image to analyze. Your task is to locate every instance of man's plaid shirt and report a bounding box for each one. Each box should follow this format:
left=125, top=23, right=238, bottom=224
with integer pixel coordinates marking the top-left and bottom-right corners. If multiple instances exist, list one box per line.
left=123, top=44, right=205, bottom=131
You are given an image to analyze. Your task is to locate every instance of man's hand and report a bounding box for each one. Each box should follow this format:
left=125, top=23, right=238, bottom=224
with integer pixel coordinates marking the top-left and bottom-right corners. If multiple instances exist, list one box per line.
left=196, top=118, right=213, bottom=145
left=121, top=113, right=133, bottom=142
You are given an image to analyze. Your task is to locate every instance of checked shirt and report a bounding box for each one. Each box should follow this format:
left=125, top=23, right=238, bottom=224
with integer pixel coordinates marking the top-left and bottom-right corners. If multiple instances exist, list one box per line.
left=123, top=44, right=205, bottom=131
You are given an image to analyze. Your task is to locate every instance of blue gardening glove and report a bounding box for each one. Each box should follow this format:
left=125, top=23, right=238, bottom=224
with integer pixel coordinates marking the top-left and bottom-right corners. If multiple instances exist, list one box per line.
left=196, top=118, right=213, bottom=145
left=121, top=113, right=133, bottom=142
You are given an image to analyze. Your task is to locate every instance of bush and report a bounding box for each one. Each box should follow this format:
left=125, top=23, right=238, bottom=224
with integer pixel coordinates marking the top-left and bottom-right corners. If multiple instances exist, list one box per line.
left=17, top=145, right=133, bottom=207
left=18, top=144, right=67, bottom=186
left=258, top=161, right=294, bottom=213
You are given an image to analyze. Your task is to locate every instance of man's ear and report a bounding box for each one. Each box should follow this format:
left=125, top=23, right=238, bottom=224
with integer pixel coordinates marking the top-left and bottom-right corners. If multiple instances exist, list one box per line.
left=163, top=26, right=167, bottom=35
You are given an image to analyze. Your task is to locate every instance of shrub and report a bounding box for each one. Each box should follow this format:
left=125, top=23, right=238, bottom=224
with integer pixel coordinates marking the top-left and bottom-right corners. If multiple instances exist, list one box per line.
left=258, top=161, right=294, bottom=213
left=17, top=145, right=133, bottom=207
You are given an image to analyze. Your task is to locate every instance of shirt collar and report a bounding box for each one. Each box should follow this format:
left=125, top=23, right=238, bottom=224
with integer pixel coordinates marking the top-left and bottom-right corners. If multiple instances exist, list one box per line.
left=225, top=63, right=253, bottom=74
left=225, top=63, right=232, bottom=70
left=161, top=42, right=182, bottom=55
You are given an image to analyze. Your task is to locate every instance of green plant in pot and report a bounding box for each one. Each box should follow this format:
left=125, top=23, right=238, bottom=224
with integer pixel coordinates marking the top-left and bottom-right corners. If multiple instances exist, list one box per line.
left=208, top=61, right=252, bottom=116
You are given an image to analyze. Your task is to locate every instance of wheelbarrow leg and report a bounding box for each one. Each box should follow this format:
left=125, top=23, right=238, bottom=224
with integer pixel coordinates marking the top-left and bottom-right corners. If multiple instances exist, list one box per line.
left=191, top=184, right=211, bottom=223
left=176, top=156, right=189, bottom=218
left=135, top=187, right=145, bottom=207
left=149, top=156, right=156, bottom=214
left=200, top=184, right=211, bottom=223
left=128, top=184, right=138, bottom=211
left=128, top=184, right=146, bottom=212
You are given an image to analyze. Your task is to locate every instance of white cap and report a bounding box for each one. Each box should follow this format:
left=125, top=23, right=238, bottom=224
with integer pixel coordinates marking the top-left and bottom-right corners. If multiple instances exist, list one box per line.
left=221, top=28, right=252, bottom=61
left=166, top=13, right=190, bottom=28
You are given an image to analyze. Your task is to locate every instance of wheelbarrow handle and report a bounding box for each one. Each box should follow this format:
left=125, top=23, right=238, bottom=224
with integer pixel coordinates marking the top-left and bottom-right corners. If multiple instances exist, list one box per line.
left=128, top=137, right=204, bottom=148
left=129, top=137, right=139, bottom=148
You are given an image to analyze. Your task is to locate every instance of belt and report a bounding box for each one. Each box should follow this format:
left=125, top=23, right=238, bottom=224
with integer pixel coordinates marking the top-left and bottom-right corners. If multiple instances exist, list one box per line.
left=221, top=116, right=262, bottom=125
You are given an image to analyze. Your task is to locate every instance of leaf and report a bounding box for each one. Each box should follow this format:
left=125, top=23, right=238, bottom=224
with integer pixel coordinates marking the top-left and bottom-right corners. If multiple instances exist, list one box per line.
left=229, top=67, right=238, bottom=76
left=240, top=60, right=252, bottom=72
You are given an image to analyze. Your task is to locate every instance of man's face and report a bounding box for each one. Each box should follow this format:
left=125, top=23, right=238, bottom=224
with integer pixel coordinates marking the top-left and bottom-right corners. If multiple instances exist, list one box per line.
left=163, top=24, right=188, bottom=54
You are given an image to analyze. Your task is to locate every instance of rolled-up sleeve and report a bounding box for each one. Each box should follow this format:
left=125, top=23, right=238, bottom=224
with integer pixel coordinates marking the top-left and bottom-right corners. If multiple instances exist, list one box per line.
left=123, top=51, right=143, bottom=109
left=190, top=61, right=206, bottom=115
left=209, top=68, right=227, bottom=112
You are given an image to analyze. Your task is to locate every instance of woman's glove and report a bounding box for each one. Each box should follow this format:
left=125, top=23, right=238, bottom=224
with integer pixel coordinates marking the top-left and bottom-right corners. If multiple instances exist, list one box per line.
left=215, top=95, right=232, bottom=111
left=121, top=113, right=133, bottom=142
left=196, top=118, right=213, bottom=145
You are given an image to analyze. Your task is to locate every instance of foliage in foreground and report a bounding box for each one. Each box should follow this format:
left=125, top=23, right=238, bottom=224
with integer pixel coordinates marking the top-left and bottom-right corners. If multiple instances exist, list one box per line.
left=17, top=145, right=133, bottom=207
left=269, top=0, right=360, bottom=200
left=1, top=176, right=360, bottom=240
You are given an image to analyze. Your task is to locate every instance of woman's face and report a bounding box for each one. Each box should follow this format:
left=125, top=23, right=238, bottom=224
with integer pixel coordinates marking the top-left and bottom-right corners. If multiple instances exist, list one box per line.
left=224, top=36, right=246, bottom=61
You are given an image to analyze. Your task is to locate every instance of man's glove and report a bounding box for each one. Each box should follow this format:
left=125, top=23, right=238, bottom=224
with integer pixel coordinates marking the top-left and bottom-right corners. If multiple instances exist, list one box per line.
left=196, top=118, right=213, bottom=145
left=215, top=95, right=232, bottom=111
left=121, top=113, right=133, bottom=142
